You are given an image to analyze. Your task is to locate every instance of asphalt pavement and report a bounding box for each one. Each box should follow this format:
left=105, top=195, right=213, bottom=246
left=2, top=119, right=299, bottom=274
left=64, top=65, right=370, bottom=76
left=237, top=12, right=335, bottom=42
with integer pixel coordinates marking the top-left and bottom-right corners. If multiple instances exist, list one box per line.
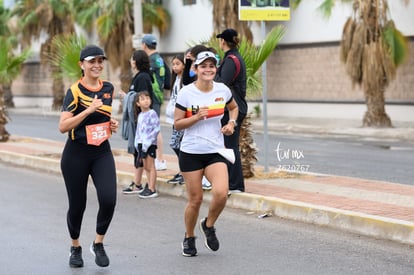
left=1, top=102, right=414, bottom=245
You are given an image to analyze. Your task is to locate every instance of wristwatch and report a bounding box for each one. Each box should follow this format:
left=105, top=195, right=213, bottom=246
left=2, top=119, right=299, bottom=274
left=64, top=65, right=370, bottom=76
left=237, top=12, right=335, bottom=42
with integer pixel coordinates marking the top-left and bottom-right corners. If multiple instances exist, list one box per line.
left=229, top=119, right=237, bottom=127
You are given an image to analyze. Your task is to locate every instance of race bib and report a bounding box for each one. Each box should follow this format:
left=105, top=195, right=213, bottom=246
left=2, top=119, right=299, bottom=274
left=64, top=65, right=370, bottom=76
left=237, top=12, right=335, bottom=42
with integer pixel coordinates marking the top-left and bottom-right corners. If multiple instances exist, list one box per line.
left=86, top=122, right=111, bottom=146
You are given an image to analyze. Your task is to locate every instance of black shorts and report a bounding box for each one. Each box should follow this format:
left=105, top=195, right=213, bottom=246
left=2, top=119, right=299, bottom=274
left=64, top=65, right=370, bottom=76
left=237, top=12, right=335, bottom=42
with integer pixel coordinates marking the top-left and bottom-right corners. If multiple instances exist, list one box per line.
left=135, top=144, right=157, bottom=168
left=179, top=151, right=226, bottom=172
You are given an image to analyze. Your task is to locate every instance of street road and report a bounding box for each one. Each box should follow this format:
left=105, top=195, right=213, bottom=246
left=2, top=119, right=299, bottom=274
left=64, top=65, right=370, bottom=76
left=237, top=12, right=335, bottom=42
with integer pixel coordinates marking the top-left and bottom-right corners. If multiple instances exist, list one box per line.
left=1, top=163, right=413, bottom=275
left=6, top=112, right=414, bottom=185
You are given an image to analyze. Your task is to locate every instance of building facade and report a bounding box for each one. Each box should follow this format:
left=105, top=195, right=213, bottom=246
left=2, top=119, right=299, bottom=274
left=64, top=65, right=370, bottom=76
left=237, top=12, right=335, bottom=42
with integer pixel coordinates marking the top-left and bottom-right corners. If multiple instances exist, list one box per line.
left=11, top=0, right=414, bottom=104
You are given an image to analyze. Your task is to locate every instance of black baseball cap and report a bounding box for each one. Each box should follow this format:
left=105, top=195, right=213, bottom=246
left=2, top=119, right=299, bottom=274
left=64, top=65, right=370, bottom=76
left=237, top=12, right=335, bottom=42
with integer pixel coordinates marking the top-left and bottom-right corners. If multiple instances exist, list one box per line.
left=79, top=45, right=107, bottom=61
left=216, top=29, right=238, bottom=43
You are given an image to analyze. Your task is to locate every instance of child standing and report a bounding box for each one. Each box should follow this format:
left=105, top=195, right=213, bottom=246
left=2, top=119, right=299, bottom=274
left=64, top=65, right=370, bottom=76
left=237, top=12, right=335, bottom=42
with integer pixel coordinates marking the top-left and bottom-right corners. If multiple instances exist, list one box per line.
left=134, top=91, right=160, bottom=198
left=166, top=54, right=185, bottom=185
left=121, top=50, right=154, bottom=195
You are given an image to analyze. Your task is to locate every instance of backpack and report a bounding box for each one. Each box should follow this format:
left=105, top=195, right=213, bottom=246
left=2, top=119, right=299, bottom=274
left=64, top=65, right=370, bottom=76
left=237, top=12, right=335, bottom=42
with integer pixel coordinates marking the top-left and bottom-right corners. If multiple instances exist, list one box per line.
left=228, top=54, right=241, bottom=83
left=163, top=61, right=172, bottom=90
left=151, top=73, right=164, bottom=104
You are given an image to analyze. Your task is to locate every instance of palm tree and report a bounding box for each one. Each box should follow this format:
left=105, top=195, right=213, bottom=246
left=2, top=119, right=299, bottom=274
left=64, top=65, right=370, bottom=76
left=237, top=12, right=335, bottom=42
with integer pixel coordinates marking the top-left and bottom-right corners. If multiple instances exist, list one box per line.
left=292, top=0, right=410, bottom=127
left=0, top=3, right=18, bottom=108
left=0, top=36, right=31, bottom=142
left=74, top=0, right=171, bottom=94
left=12, top=0, right=75, bottom=110
left=211, top=0, right=253, bottom=41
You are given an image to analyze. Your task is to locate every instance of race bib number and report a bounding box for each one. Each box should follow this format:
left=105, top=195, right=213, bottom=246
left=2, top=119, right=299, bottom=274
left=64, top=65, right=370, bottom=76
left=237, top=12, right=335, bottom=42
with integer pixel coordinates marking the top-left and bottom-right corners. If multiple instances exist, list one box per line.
left=86, top=122, right=111, bottom=146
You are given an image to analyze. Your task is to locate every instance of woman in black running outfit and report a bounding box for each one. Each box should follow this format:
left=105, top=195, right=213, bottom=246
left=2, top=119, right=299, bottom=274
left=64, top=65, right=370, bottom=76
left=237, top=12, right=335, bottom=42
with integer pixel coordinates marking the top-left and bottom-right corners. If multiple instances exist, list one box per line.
left=59, top=45, right=119, bottom=268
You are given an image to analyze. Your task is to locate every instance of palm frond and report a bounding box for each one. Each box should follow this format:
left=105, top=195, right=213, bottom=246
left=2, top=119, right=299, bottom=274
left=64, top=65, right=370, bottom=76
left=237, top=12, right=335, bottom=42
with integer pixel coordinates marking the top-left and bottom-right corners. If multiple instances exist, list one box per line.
left=0, top=36, right=31, bottom=84
left=382, top=21, right=409, bottom=66
left=317, top=0, right=336, bottom=19
left=48, top=34, right=87, bottom=81
left=251, top=25, right=286, bottom=74
left=142, top=3, right=171, bottom=35
left=72, top=0, right=100, bottom=32
left=340, top=17, right=356, bottom=63
left=290, top=0, right=302, bottom=9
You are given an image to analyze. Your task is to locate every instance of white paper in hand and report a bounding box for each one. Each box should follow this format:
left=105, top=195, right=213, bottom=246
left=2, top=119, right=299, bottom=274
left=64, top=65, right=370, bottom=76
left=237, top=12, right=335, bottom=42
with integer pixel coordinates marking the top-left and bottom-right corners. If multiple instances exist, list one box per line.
left=217, top=148, right=235, bottom=164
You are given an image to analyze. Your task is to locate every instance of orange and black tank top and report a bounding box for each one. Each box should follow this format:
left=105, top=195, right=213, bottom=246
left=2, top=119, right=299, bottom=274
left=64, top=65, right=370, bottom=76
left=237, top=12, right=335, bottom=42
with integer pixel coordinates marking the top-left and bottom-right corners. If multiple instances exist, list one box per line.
left=62, top=79, right=114, bottom=144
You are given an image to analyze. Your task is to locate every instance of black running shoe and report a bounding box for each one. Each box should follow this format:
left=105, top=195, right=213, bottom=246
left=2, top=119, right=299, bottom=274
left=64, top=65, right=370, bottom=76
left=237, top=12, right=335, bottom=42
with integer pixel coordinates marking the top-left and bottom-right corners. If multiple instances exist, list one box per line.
left=182, top=235, right=197, bottom=257
left=177, top=174, right=185, bottom=185
left=90, top=242, right=109, bottom=267
left=122, top=182, right=144, bottom=194
left=199, top=218, right=219, bottom=251
left=69, top=246, right=83, bottom=268
left=167, top=173, right=184, bottom=185
left=138, top=187, right=159, bottom=198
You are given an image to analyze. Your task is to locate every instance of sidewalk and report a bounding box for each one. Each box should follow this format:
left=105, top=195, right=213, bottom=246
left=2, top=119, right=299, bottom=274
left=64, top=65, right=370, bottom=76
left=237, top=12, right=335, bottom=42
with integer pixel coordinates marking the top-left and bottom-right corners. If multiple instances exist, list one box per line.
left=2, top=103, right=414, bottom=245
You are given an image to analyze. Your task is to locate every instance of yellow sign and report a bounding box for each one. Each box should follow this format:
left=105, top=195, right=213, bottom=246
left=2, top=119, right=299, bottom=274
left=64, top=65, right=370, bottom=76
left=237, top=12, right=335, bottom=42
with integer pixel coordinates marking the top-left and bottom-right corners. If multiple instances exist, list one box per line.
left=239, top=0, right=290, bottom=21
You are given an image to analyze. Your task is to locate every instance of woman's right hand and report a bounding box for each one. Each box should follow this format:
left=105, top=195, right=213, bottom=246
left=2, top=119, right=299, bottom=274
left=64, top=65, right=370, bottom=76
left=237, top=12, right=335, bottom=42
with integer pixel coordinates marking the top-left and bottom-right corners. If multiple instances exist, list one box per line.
left=87, top=95, right=103, bottom=114
left=195, top=106, right=209, bottom=121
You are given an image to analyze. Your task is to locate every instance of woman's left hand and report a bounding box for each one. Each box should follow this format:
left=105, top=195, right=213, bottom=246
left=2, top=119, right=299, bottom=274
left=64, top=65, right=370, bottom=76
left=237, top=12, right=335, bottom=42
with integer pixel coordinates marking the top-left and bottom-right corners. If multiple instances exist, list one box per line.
left=221, top=123, right=235, bottom=136
left=110, top=118, right=119, bottom=133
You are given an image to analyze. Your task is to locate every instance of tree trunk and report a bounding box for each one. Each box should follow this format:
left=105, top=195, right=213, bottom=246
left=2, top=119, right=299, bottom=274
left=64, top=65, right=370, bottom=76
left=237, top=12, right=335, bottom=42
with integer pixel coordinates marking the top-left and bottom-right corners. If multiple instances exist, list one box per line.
left=363, top=86, right=392, bottom=127
left=0, top=85, right=10, bottom=142
left=212, top=0, right=253, bottom=42
left=240, top=113, right=257, bottom=178
left=3, top=82, right=15, bottom=108
left=51, top=66, right=65, bottom=111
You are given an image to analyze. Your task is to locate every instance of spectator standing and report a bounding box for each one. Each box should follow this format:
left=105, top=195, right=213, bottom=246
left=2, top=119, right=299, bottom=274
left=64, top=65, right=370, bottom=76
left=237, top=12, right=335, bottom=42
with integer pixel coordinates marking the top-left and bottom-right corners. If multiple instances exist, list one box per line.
left=182, top=45, right=209, bottom=86
left=142, top=34, right=167, bottom=171
left=166, top=54, right=186, bottom=185
left=134, top=91, right=160, bottom=198
left=215, top=29, right=247, bottom=193
left=120, top=50, right=155, bottom=195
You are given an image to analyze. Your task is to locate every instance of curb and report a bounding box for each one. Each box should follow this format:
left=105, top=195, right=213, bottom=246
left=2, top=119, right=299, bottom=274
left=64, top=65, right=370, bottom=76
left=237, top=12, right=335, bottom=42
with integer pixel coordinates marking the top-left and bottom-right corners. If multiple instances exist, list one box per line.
left=1, top=150, right=414, bottom=245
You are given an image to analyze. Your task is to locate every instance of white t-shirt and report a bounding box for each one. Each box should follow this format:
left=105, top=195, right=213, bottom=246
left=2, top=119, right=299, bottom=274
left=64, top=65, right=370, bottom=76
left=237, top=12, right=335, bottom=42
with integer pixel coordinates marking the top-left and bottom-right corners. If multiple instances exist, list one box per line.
left=175, top=82, right=233, bottom=154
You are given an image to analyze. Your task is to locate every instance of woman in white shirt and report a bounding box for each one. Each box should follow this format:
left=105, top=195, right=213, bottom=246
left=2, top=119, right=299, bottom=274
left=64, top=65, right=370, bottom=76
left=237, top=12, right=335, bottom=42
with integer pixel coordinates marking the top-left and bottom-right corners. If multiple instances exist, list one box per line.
left=174, top=51, right=238, bottom=257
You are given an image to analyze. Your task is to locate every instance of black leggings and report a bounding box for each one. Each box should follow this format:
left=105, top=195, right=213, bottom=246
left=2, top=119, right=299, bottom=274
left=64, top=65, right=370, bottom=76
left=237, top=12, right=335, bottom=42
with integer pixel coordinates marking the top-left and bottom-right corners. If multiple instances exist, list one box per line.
left=61, top=140, right=117, bottom=240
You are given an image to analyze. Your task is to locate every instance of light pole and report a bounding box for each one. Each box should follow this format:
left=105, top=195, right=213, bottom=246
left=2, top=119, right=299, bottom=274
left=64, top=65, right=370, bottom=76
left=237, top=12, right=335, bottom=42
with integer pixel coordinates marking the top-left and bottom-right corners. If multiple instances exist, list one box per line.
left=133, top=0, right=143, bottom=49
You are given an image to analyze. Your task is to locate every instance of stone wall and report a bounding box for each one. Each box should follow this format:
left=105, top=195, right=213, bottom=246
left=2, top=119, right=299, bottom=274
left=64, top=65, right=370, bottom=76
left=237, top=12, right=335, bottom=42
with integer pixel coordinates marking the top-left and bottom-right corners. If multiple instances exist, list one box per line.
left=265, top=39, right=414, bottom=103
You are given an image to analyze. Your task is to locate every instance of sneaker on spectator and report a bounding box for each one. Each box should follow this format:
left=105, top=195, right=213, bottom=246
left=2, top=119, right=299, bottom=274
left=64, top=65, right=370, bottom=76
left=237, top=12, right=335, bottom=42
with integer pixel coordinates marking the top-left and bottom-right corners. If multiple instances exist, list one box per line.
left=155, top=159, right=167, bottom=171
left=199, top=217, right=219, bottom=251
left=202, top=176, right=212, bottom=190
left=167, top=173, right=184, bottom=185
left=177, top=174, right=185, bottom=185
left=69, top=246, right=83, bottom=268
left=138, top=187, right=159, bottom=199
left=182, top=235, right=197, bottom=257
left=122, top=182, right=144, bottom=194
left=90, top=242, right=109, bottom=267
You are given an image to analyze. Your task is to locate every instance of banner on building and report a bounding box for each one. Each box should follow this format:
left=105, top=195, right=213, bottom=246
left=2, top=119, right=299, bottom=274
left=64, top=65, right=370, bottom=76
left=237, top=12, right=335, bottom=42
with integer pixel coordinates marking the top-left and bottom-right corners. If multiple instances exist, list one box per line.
left=239, top=0, right=290, bottom=21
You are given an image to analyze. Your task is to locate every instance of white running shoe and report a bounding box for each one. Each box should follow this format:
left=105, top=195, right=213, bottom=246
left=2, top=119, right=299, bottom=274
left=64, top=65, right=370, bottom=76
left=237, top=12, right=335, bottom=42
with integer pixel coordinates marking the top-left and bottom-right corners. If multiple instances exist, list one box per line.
left=202, top=176, right=212, bottom=190
left=155, top=159, right=167, bottom=171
